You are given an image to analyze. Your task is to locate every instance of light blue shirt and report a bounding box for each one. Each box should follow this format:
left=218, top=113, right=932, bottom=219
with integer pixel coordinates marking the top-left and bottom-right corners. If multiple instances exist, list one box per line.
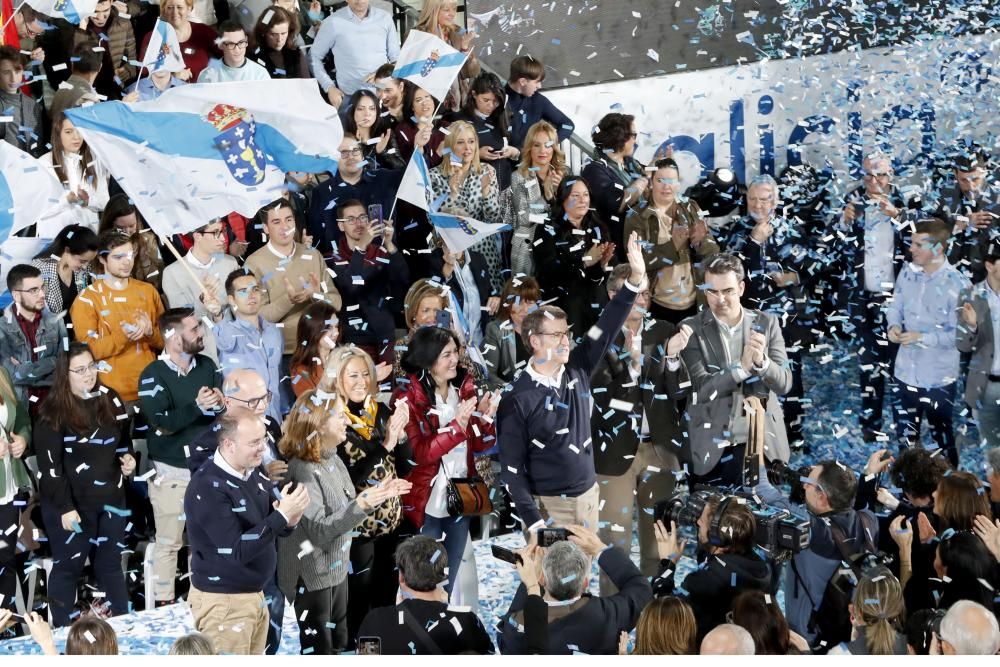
left=309, top=6, right=400, bottom=95
left=887, top=260, right=970, bottom=388
left=126, top=76, right=185, bottom=101
left=213, top=313, right=286, bottom=422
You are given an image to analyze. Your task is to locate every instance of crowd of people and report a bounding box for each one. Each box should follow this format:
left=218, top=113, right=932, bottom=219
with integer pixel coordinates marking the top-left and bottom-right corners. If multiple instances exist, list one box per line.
left=0, top=0, right=999, bottom=657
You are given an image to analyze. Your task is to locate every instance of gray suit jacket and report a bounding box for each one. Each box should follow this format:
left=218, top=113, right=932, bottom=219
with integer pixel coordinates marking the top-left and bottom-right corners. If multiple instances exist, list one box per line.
left=956, top=281, right=994, bottom=408
left=482, top=318, right=518, bottom=390
left=680, top=308, right=793, bottom=475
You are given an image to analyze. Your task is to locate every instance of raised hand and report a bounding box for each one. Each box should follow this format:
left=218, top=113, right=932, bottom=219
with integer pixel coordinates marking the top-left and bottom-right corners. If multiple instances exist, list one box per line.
left=455, top=396, right=476, bottom=429
left=625, top=231, right=647, bottom=285
left=275, top=482, right=310, bottom=525
left=889, top=515, right=913, bottom=554
left=666, top=324, right=692, bottom=357
left=653, top=519, right=686, bottom=562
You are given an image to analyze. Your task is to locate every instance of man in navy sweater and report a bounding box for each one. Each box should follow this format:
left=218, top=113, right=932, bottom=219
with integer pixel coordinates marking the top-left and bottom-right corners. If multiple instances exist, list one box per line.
left=184, top=412, right=309, bottom=655
left=498, top=233, right=646, bottom=533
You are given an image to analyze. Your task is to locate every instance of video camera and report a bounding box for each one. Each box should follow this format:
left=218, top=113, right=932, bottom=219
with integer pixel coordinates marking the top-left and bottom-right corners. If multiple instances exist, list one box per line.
left=655, top=486, right=810, bottom=560
left=765, top=459, right=814, bottom=505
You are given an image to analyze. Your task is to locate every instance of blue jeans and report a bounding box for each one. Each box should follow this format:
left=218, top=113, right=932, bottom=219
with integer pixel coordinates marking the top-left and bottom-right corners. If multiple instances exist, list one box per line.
left=263, top=570, right=285, bottom=655
left=420, top=515, right=470, bottom=595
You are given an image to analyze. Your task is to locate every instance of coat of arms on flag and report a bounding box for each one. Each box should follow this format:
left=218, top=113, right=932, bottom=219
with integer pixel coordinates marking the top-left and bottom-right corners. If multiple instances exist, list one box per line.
left=205, top=104, right=267, bottom=186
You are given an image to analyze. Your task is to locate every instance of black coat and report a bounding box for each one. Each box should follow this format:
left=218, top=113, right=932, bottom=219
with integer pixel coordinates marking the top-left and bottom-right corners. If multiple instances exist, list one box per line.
left=427, top=248, right=494, bottom=338
left=533, top=216, right=610, bottom=335
left=358, top=599, right=494, bottom=654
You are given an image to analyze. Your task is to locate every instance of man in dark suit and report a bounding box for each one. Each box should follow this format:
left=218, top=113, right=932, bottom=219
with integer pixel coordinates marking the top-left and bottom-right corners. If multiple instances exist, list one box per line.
left=939, top=150, right=1000, bottom=283
left=680, top=253, right=793, bottom=487
left=499, top=524, right=652, bottom=655
left=957, top=244, right=1000, bottom=449
left=592, top=263, right=690, bottom=587
left=835, top=152, right=917, bottom=442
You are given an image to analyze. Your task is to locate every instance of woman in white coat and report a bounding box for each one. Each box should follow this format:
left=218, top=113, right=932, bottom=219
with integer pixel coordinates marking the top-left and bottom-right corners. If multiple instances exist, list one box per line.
left=37, top=113, right=109, bottom=237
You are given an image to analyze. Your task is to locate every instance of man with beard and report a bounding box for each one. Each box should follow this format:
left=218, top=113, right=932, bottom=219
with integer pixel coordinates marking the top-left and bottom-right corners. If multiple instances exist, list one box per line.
left=71, top=229, right=165, bottom=405
left=139, top=307, right=224, bottom=606
left=0, top=264, right=66, bottom=419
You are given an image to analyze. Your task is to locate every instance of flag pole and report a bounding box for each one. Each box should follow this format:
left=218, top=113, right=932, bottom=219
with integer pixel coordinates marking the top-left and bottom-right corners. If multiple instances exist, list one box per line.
left=1, top=11, right=18, bottom=38
left=157, top=232, right=209, bottom=294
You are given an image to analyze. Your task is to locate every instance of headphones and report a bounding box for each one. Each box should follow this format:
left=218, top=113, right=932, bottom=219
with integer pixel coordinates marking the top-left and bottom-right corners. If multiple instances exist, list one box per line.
left=707, top=496, right=735, bottom=549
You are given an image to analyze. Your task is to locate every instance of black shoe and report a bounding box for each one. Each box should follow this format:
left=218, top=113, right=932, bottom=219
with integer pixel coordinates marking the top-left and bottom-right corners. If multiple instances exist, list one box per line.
left=862, top=428, right=878, bottom=443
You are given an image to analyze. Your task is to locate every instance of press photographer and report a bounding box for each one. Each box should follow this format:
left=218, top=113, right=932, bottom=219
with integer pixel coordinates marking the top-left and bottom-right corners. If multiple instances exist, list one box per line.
left=753, top=439, right=881, bottom=652
left=650, top=493, right=778, bottom=639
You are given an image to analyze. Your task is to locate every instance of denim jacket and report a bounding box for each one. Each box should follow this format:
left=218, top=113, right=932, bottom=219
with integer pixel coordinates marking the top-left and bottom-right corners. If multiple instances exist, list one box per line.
left=0, top=304, right=66, bottom=404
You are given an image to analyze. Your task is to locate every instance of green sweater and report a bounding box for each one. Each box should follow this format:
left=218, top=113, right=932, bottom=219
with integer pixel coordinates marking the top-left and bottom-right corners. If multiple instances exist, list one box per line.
left=139, top=355, right=222, bottom=469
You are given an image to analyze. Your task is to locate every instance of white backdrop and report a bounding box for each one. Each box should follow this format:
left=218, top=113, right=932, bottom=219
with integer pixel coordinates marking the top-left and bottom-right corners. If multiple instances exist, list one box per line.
left=546, top=32, right=999, bottom=195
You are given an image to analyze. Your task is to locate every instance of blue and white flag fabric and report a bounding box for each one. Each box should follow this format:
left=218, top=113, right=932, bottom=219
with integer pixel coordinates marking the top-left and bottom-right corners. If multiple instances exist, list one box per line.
left=430, top=211, right=508, bottom=255
left=23, top=0, right=98, bottom=24
left=393, top=30, right=469, bottom=104
left=141, top=19, right=185, bottom=73
left=396, top=148, right=437, bottom=211
left=0, top=142, right=63, bottom=239
left=65, top=79, right=342, bottom=237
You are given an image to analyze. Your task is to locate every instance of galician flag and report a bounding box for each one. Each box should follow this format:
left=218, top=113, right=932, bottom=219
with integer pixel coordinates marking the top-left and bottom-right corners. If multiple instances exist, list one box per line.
left=65, top=79, right=342, bottom=237
left=392, top=29, right=469, bottom=103
left=0, top=142, right=64, bottom=239
left=23, top=0, right=98, bottom=25
left=430, top=211, right=508, bottom=255
left=141, top=19, right=185, bottom=73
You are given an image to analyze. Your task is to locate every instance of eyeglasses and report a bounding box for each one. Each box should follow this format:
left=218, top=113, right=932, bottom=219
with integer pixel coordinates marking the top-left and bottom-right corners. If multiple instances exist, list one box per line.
left=340, top=146, right=364, bottom=157
left=234, top=285, right=261, bottom=298
left=221, top=39, right=249, bottom=49
left=197, top=227, right=226, bottom=238
left=863, top=171, right=891, bottom=179
left=13, top=286, right=43, bottom=295
left=229, top=391, right=273, bottom=410
left=23, top=22, right=43, bottom=39
left=628, top=132, right=638, bottom=139
left=340, top=214, right=369, bottom=225
left=535, top=330, right=570, bottom=342
left=69, top=362, right=98, bottom=375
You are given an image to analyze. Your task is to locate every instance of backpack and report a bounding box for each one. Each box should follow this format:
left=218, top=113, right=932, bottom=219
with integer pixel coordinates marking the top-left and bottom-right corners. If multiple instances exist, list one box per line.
left=792, top=511, right=884, bottom=653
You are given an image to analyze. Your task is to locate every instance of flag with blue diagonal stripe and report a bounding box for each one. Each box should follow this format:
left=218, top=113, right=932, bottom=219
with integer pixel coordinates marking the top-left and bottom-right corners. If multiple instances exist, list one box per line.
left=23, top=0, right=98, bottom=25
left=0, top=142, right=64, bottom=240
left=392, top=30, right=469, bottom=104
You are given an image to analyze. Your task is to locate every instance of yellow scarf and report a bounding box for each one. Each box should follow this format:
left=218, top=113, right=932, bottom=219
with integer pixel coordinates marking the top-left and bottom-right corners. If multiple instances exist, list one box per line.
left=345, top=397, right=379, bottom=441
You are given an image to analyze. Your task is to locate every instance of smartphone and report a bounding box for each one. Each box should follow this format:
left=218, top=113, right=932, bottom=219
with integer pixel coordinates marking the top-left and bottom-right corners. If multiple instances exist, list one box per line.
left=537, top=527, right=571, bottom=547
left=434, top=308, right=452, bottom=330
left=286, top=481, right=299, bottom=496
left=491, top=544, right=523, bottom=565
left=357, top=637, right=381, bottom=655
left=368, top=204, right=383, bottom=227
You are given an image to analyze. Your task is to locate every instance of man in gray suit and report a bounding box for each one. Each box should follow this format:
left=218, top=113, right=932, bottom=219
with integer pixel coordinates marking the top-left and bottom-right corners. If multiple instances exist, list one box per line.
left=680, top=253, right=793, bottom=486
left=957, top=244, right=1000, bottom=448
left=592, top=264, right=691, bottom=586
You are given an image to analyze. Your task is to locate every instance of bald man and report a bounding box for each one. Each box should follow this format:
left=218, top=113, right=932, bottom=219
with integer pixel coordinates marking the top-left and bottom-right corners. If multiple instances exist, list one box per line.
left=700, top=624, right=756, bottom=655
left=185, top=367, right=289, bottom=654
left=186, top=368, right=285, bottom=479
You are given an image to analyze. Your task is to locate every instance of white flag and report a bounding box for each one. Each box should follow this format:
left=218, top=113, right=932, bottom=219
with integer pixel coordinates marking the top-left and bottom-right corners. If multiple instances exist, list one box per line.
left=23, top=0, right=98, bottom=24
left=392, top=30, right=469, bottom=103
left=430, top=212, right=508, bottom=255
left=396, top=149, right=434, bottom=211
left=0, top=142, right=64, bottom=239
left=141, top=19, right=186, bottom=73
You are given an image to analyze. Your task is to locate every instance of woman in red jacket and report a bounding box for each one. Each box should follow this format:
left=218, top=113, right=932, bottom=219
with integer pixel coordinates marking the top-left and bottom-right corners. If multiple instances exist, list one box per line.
left=393, top=325, right=497, bottom=594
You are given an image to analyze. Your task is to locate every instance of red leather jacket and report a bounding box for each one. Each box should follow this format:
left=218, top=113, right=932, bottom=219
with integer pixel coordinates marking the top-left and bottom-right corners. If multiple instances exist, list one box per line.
left=393, top=371, right=495, bottom=529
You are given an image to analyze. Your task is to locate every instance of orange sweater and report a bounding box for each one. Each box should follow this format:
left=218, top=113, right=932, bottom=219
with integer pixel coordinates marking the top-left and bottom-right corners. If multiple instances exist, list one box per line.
left=70, top=278, right=165, bottom=402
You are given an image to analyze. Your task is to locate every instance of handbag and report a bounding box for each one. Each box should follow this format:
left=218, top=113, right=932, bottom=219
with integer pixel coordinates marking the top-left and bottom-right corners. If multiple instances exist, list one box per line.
left=445, top=476, right=493, bottom=517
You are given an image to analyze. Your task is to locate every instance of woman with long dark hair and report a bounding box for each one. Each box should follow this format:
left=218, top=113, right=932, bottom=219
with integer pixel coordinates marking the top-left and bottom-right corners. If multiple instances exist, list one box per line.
left=342, top=89, right=406, bottom=171
left=31, top=224, right=99, bottom=316
left=581, top=112, right=649, bottom=253
left=289, top=300, right=339, bottom=397
left=34, top=342, right=135, bottom=626
left=534, top=175, right=613, bottom=334
left=98, top=194, right=165, bottom=291
left=37, top=112, right=110, bottom=236
left=456, top=72, right=519, bottom=190
left=322, top=346, right=413, bottom=647
left=393, top=84, right=449, bottom=167
left=0, top=364, right=30, bottom=620
left=393, top=326, right=497, bottom=596
left=250, top=5, right=309, bottom=79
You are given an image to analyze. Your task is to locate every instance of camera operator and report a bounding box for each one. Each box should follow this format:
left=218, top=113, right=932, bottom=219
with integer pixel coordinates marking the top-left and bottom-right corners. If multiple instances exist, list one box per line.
left=753, top=444, right=879, bottom=651
left=650, top=498, right=776, bottom=639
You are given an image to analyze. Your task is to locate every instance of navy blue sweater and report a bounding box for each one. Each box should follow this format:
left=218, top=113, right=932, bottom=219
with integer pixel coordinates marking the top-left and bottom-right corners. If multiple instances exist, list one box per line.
left=498, top=283, right=637, bottom=527
left=504, top=84, right=575, bottom=150
left=184, top=459, right=293, bottom=594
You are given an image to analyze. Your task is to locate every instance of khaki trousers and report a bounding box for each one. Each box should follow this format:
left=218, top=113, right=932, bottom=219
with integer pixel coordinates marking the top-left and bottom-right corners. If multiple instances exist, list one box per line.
left=189, top=585, right=269, bottom=655
left=597, top=444, right=677, bottom=594
left=533, top=482, right=600, bottom=532
left=148, top=476, right=188, bottom=601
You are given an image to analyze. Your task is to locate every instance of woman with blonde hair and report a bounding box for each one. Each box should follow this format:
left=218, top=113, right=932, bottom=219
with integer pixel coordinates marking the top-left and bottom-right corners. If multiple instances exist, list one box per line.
left=277, top=390, right=410, bottom=654
left=320, top=345, right=413, bottom=647
left=829, top=567, right=907, bottom=655
left=428, top=120, right=504, bottom=294
left=503, top=120, right=566, bottom=276
left=623, top=157, right=718, bottom=324
left=413, top=0, right=480, bottom=111
left=140, top=0, right=220, bottom=81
